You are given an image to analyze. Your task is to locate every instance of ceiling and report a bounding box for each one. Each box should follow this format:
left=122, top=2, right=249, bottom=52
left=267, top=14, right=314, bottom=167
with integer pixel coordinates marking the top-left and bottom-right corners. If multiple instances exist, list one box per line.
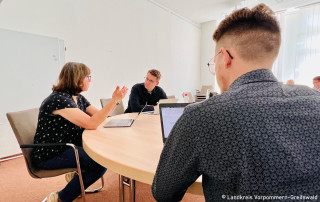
left=151, top=0, right=320, bottom=24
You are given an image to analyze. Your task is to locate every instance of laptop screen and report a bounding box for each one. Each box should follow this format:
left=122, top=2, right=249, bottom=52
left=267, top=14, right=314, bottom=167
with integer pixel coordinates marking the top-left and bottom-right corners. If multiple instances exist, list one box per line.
left=159, top=103, right=189, bottom=143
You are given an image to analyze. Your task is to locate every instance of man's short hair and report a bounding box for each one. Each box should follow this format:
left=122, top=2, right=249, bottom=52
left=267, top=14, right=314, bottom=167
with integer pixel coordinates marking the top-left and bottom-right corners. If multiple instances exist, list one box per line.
left=213, top=4, right=281, bottom=62
left=313, top=76, right=320, bottom=81
left=148, top=69, right=161, bottom=81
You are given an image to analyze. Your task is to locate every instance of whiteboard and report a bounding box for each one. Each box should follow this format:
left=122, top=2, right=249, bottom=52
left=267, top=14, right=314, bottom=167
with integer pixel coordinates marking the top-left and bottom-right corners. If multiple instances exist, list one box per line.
left=0, top=28, right=65, bottom=123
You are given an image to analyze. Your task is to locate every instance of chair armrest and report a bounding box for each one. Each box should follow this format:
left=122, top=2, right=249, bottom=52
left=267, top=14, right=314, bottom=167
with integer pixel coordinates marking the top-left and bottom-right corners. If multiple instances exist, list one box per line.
left=20, top=143, right=68, bottom=148
left=20, top=142, right=85, bottom=196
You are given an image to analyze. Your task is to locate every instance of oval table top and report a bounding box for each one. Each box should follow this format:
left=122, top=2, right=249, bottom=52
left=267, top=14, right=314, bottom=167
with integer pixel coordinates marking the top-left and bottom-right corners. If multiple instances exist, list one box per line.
left=83, top=112, right=203, bottom=195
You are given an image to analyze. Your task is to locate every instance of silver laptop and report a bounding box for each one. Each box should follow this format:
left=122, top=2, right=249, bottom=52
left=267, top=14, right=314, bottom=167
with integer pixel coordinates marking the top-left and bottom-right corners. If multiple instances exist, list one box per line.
left=103, top=105, right=146, bottom=128
left=159, top=103, right=189, bottom=143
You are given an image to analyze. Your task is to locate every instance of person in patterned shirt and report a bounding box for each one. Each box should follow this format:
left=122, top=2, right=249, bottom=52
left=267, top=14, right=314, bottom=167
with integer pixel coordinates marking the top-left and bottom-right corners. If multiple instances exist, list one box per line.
left=32, top=62, right=128, bottom=202
left=152, top=3, right=320, bottom=202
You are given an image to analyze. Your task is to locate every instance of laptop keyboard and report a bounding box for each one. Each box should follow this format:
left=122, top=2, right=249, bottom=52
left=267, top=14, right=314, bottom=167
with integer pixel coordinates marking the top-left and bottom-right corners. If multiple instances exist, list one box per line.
left=115, top=119, right=132, bottom=125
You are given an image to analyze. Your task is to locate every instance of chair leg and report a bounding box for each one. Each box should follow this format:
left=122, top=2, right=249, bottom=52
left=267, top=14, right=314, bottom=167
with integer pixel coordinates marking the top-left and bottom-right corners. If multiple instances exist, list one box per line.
left=67, top=143, right=86, bottom=202
left=85, top=177, right=104, bottom=193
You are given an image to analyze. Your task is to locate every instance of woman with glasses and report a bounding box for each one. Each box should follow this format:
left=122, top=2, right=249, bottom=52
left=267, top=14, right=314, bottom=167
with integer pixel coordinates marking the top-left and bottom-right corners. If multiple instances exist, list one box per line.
left=31, top=62, right=128, bottom=202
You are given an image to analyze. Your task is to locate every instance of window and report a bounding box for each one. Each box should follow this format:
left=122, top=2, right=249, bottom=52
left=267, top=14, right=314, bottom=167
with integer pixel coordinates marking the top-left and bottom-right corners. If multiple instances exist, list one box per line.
left=273, top=4, right=320, bottom=87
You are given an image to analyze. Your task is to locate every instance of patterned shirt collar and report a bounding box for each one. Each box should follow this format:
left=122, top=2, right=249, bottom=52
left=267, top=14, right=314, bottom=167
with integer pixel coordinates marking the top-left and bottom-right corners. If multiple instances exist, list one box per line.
left=228, top=69, right=278, bottom=91
left=313, top=87, right=320, bottom=92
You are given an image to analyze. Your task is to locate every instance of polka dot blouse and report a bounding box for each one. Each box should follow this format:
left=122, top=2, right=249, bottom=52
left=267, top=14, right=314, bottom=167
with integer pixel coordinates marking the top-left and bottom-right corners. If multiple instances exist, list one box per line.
left=32, top=91, right=90, bottom=164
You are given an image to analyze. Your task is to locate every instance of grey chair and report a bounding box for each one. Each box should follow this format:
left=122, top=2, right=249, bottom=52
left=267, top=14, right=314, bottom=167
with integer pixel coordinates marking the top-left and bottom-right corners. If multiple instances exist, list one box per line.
left=167, top=95, right=176, bottom=99
left=200, top=85, right=213, bottom=95
left=100, top=98, right=125, bottom=116
left=6, top=108, right=104, bottom=202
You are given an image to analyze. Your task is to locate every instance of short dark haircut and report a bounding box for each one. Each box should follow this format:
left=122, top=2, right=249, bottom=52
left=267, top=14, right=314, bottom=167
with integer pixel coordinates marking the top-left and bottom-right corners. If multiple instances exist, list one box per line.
left=148, top=69, right=161, bottom=81
left=52, top=62, right=91, bottom=95
left=213, top=3, right=281, bottom=62
left=313, top=76, right=320, bottom=81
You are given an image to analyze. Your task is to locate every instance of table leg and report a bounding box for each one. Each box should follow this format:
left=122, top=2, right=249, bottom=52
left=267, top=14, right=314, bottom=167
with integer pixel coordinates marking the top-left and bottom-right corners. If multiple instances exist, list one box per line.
left=119, top=175, right=124, bottom=202
left=119, top=175, right=136, bottom=202
left=129, top=178, right=135, bottom=202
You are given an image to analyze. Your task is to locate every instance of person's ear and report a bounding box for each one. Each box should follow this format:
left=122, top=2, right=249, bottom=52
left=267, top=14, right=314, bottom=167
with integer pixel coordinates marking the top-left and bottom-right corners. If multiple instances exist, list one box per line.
left=221, top=47, right=232, bottom=67
left=156, top=81, right=159, bottom=86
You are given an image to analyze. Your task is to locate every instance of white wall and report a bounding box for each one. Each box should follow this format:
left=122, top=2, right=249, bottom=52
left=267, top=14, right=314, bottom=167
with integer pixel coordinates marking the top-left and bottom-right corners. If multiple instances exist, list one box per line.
left=0, top=29, right=65, bottom=158
left=0, top=0, right=201, bottom=157
left=200, top=20, right=217, bottom=91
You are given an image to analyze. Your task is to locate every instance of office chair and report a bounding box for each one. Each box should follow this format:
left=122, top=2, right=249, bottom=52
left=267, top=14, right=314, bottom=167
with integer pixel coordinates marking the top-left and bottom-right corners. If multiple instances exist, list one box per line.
left=6, top=108, right=104, bottom=202
left=200, top=85, right=213, bottom=95
left=100, top=98, right=125, bottom=116
left=167, top=95, right=176, bottom=99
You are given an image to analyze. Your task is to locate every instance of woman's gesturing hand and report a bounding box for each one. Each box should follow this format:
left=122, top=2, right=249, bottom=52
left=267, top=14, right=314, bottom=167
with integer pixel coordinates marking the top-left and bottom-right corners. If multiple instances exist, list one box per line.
left=112, top=86, right=128, bottom=103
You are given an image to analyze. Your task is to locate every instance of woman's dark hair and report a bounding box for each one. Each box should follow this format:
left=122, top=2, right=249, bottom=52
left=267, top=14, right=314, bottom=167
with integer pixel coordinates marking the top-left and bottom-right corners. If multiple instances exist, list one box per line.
left=52, top=62, right=91, bottom=95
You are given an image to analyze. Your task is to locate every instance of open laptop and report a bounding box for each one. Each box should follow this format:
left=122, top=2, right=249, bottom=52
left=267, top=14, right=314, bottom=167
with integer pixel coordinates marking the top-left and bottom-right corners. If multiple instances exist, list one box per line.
left=159, top=103, right=189, bottom=143
left=103, top=105, right=146, bottom=128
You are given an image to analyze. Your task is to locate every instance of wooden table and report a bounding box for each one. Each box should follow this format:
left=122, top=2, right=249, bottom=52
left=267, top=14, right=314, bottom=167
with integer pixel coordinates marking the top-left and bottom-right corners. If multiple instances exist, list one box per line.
left=83, top=113, right=203, bottom=202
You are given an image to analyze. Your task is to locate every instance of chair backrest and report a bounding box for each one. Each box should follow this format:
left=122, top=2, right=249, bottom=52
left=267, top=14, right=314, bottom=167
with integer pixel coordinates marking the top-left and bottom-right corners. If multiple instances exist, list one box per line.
left=100, top=98, right=125, bottom=116
left=200, top=85, right=213, bottom=95
left=6, top=108, right=39, bottom=177
left=167, top=95, right=176, bottom=99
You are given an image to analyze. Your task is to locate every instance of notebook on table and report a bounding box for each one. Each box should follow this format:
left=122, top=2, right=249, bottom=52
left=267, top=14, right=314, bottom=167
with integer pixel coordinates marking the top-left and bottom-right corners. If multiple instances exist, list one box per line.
left=159, top=103, right=189, bottom=143
left=103, top=105, right=146, bottom=128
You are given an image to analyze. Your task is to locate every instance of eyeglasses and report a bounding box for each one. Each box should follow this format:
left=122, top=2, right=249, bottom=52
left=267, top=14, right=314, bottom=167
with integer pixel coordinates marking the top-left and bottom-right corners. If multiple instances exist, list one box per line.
left=144, top=77, right=157, bottom=84
left=86, top=75, right=92, bottom=81
left=207, top=50, right=234, bottom=75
